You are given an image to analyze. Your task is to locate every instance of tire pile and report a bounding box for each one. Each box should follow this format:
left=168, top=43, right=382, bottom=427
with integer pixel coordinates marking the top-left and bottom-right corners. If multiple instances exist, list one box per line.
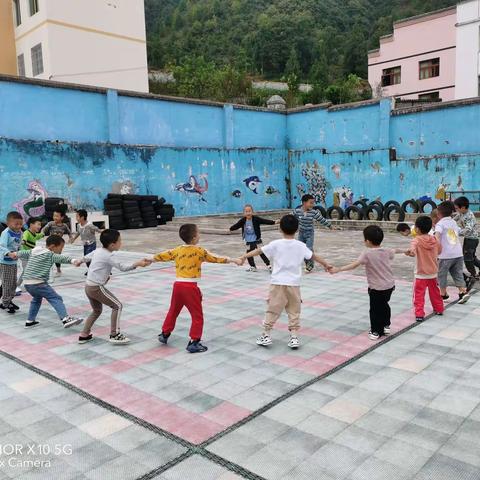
left=44, top=197, right=68, bottom=221
left=316, top=198, right=438, bottom=222
left=103, top=194, right=175, bottom=230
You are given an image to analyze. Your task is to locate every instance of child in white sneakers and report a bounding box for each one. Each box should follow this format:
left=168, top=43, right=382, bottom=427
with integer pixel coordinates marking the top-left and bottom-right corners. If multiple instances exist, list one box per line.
left=242, top=214, right=332, bottom=349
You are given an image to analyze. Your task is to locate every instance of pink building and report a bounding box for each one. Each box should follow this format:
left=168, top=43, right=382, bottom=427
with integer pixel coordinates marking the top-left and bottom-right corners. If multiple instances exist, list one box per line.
left=368, top=6, right=457, bottom=101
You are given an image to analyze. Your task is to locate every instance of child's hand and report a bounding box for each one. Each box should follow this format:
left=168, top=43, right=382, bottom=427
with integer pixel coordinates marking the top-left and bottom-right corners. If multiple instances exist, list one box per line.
left=275, top=219, right=280, bottom=225
left=136, top=258, right=152, bottom=268
left=231, top=258, right=243, bottom=266
left=7, top=252, right=17, bottom=259
left=72, top=259, right=82, bottom=267
left=330, top=226, right=340, bottom=231
left=405, top=250, right=415, bottom=257
left=324, top=263, right=334, bottom=272
left=329, top=267, right=340, bottom=274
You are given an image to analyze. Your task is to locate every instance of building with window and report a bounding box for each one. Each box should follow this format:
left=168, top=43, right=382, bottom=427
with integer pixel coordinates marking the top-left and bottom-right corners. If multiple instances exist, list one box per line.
left=0, top=0, right=148, bottom=92
left=368, top=6, right=457, bottom=102
left=369, top=1, right=480, bottom=102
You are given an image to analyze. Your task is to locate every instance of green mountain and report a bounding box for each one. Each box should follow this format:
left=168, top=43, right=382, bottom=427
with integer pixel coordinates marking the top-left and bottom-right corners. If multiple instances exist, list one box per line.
left=145, top=0, right=457, bottom=83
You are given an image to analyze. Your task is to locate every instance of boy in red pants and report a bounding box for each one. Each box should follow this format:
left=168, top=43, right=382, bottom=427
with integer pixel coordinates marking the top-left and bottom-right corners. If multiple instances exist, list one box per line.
left=152, top=224, right=242, bottom=353
left=407, top=216, right=444, bottom=322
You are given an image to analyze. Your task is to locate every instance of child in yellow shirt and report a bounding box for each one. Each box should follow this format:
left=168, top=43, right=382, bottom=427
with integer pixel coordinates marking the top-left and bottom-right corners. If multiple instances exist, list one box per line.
left=152, top=223, right=242, bottom=353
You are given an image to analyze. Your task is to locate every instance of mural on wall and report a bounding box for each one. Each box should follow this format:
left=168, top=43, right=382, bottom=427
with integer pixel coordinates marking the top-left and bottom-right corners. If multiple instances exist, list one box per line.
left=265, top=186, right=280, bottom=195
left=435, top=182, right=450, bottom=201
left=175, top=174, right=208, bottom=203
left=111, top=180, right=137, bottom=195
left=300, top=161, right=330, bottom=207
left=331, top=164, right=341, bottom=179
left=243, top=176, right=262, bottom=194
left=232, top=190, right=242, bottom=198
left=13, top=180, right=48, bottom=222
left=333, top=186, right=354, bottom=209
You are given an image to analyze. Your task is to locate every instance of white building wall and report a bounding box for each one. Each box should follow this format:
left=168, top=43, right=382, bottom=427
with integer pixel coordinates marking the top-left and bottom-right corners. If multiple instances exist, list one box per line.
left=455, top=0, right=480, bottom=99
left=13, top=0, right=148, bottom=92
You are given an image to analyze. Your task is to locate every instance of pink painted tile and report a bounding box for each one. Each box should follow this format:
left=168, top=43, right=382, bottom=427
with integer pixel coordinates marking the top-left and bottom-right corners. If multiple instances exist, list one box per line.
left=295, top=361, right=333, bottom=376
left=269, top=355, right=307, bottom=368
left=170, top=415, right=224, bottom=444
left=201, top=401, right=251, bottom=427
left=310, top=352, right=347, bottom=366
left=228, top=316, right=262, bottom=331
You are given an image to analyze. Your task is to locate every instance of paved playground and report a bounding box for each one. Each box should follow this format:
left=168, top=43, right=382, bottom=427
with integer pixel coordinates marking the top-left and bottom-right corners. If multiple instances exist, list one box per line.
left=0, top=228, right=479, bottom=480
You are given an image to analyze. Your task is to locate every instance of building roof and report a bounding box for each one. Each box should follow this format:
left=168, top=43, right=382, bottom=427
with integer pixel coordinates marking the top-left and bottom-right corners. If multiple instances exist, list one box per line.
left=393, top=5, right=457, bottom=28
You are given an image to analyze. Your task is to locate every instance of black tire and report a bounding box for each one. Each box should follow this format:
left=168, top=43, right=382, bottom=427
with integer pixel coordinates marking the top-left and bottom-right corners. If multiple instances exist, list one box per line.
left=141, top=195, right=158, bottom=202
left=344, top=205, right=364, bottom=220
left=122, top=200, right=139, bottom=207
left=327, top=206, right=344, bottom=220
left=364, top=205, right=383, bottom=220
left=158, top=218, right=167, bottom=225
left=123, top=206, right=141, bottom=214
left=157, top=197, right=166, bottom=206
left=121, top=194, right=141, bottom=201
left=313, top=206, right=328, bottom=218
left=354, top=199, right=368, bottom=209
left=105, top=209, right=123, bottom=217
left=418, top=199, right=437, bottom=213
left=401, top=199, right=419, bottom=213
left=369, top=200, right=384, bottom=212
left=107, top=193, right=124, bottom=199
left=144, top=221, right=158, bottom=228
left=157, top=209, right=174, bottom=217
left=45, top=197, right=64, bottom=207
left=383, top=205, right=406, bottom=222
left=384, top=200, right=401, bottom=210
left=125, top=216, right=143, bottom=223
left=127, top=223, right=144, bottom=229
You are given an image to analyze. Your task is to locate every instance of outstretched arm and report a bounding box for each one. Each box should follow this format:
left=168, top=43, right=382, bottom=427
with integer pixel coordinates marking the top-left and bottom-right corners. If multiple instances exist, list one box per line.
left=330, top=259, right=362, bottom=274
left=312, top=253, right=333, bottom=271
left=152, top=250, right=176, bottom=263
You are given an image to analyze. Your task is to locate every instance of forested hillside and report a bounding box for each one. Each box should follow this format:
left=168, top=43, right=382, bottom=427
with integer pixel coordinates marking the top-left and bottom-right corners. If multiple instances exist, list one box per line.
left=144, top=0, right=456, bottom=104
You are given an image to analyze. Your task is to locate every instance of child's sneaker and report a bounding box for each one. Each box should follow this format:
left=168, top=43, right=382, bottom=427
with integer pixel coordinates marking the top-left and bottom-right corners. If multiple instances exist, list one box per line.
left=458, top=292, right=471, bottom=304
left=246, top=267, right=258, bottom=272
left=466, top=276, right=476, bottom=292
left=62, top=316, right=83, bottom=328
left=25, top=321, right=40, bottom=329
left=0, top=304, right=16, bottom=314
left=256, top=334, right=272, bottom=346
left=158, top=332, right=170, bottom=344
left=288, top=336, right=300, bottom=349
left=441, top=294, right=449, bottom=300
left=435, top=312, right=444, bottom=316
left=186, top=340, right=208, bottom=353
left=416, top=317, right=425, bottom=322
left=305, top=263, right=314, bottom=273
left=15, top=288, right=22, bottom=296
left=384, top=326, right=391, bottom=335
left=109, top=332, right=130, bottom=345
left=9, top=302, right=19, bottom=311
left=78, top=334, right=93, bottom=344
left=368, top=331, right=380, bottom=340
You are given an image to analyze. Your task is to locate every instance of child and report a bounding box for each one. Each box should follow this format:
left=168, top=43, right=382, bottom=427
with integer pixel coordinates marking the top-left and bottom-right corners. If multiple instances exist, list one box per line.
left=13, top=236, right=84, bottom=328
left=293, top=194, right=332, bottom=272
left=435, top=201, right=470, bottom=304
left=396, top=223, right=416, bottom=238
left=42, top=210, right=73, bottom=276
left=453, top=196, right=479, bottom=290
left=71, top=209, right=103, bottom=271
left=330, top=225, right=402, bottom=340
left=17, top=217, right=44, bottom=289
left=243, top=214, right=332, bottom=349
left=78, top=229, right=150, bottom=345
left=407, top=216, right=444, bottom=322
left=229, top=204, right=276, bottom=272
left=0, top=212, right=23, bottom=313
left=152, top=224, right=242, bottom=353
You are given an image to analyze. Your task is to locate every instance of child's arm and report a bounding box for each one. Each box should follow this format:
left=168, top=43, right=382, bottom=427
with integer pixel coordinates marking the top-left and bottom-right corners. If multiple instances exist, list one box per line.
left=313, top=209, right=333, bottom=229
left=51, top=254, right=76, bottom=265
left=257, top=217, right=276, bottom=226
left=152, top=250, right=176, bottom=263
left=242, top=247, right=262, bottom=259
left=229, top=219, right=244, bottom=233
left=204, top=250, right=233, bottom=264
left=312, top=253, right=333, bottom=271
left=0, top=231, right=11, bottom=259
left=41, top=223, right=50, bottom=236
left=458, top=214, right=476, bottom=237
left=70, top=232, right=80, bottom=243
left=330, top=259, right=362, bottom=274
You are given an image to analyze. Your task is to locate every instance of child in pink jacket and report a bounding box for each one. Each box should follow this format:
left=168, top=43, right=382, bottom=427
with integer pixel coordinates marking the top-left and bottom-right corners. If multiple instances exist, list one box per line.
left=407, top=216, right=444, bottom=322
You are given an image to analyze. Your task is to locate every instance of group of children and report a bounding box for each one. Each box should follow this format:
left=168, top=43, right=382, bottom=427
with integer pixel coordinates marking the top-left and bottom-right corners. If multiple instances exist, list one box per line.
left=0, top=195, right=477, bottom=353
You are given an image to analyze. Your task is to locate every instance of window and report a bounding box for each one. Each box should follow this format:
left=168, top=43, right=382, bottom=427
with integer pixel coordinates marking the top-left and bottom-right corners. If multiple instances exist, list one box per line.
left=381, top=66, right=401, bottom=86
left=17, top=54, right=25, bottom=77
left=31, top=43, right=44, bottom=76
left=418, top=92, right=440, bottom=101
left=13, top=0, right=21, bottom=26
left=419, top=58, right=440, bottom=80
left=29, top=0, right=39, bottom=16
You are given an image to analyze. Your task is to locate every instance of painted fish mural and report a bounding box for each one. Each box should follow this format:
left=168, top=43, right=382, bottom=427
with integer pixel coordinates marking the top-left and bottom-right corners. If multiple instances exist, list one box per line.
left=13, top=180, right=48, bottom=222
left=265, top=186, right=280, bottom=195
left=243, top=176, right=262, bottom=194
left=175, top=174, right=208, bottom=203
left=232, top=190, right=242, bottom=198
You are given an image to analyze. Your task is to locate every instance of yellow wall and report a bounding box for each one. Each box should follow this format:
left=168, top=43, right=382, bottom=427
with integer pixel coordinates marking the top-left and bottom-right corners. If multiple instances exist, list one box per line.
left=0, top=1, right=17, bottom=74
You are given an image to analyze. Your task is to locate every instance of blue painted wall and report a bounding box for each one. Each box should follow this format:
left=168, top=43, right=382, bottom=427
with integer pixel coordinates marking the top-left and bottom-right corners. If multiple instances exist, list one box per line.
left=1, top=77, right=480, bottom=219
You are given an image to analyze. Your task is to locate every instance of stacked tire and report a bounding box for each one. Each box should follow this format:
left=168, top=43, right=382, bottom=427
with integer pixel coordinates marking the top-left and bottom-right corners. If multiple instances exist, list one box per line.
left=154, top=200, right=175, bottom=225
left=104, top=196, right=126, bottom=230
left=44, top=197, right=67, bottom=221
left=122, top=199, right=144, bottom=229
left=140, top=196, right=158, bottom=228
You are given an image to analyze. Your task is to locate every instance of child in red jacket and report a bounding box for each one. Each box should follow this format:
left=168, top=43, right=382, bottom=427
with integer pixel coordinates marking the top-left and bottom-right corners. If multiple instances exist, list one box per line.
left=407, top=216, right=444, bottom=322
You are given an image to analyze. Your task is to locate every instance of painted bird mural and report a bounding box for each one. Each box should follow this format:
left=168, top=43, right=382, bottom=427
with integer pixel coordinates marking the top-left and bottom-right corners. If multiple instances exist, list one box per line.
left=175, top=175, right=208, bottom=202
left=13, top=180, right=48, bottom=223
left=243, top=176, right=262, bottom=194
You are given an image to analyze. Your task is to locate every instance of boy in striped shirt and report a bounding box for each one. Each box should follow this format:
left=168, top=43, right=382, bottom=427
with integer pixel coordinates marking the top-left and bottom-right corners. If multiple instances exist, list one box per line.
left=17, top=217, right=44, bottom=290
left=292, top=194, right=333, bottom=272
left=10, top=235, right=83, bottom=329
